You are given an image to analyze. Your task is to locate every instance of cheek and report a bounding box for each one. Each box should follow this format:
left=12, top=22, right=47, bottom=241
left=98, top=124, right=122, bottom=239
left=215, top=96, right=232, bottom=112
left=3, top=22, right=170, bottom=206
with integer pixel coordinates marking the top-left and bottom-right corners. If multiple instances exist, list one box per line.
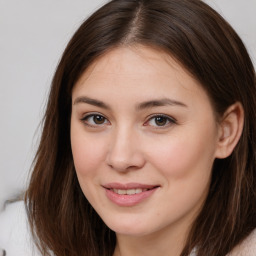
left=146, top=131, right=216, bottom=221
left=71, top=127, right=107, bottom=178
left=147, top=128, right=217, bottom=180
left=71, top=129, right=108, bottom=205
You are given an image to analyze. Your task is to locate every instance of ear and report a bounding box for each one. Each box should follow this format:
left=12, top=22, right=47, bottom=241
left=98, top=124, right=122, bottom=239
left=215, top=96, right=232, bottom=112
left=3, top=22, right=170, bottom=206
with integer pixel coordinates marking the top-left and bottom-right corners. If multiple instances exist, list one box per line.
left=215, top=102, right=244, bottom=159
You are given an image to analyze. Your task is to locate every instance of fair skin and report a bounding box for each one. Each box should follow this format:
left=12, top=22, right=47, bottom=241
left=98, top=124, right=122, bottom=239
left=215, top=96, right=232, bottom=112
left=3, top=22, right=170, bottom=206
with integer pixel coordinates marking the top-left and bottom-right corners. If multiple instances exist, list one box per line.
left=70, top=45, right=244, bottom=256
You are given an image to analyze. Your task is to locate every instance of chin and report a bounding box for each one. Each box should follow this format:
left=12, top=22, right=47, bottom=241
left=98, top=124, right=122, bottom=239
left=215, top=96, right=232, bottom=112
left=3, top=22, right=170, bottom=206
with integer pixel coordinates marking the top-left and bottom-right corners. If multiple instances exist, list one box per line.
left=104, top=218, right=156, bottom=237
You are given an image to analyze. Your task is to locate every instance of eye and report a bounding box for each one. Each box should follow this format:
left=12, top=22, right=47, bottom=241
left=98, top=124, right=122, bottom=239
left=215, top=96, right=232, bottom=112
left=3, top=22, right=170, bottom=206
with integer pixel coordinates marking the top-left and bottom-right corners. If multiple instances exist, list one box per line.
left=81, top=113, right=109, bottom=127
left=145, top=114, right=176, bottom=128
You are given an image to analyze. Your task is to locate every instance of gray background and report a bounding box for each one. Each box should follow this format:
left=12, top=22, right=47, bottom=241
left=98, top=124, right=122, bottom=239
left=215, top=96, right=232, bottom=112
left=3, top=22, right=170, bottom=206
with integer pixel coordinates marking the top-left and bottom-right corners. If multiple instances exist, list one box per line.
left=0, top=0, right=256, bottom=209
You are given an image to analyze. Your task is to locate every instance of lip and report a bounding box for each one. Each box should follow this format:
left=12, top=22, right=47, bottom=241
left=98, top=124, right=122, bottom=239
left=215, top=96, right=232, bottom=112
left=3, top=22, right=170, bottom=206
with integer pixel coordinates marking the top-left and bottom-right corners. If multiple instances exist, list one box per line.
left=103, top=183, right=160, bottom=207
left=103, top=182, right=158, bottom=190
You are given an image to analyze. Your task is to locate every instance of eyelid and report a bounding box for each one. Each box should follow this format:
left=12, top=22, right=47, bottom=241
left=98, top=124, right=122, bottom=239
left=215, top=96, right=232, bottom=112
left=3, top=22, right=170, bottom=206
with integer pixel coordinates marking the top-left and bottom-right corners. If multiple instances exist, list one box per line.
left=144, top=114, right=177, bottom=128
left=80, top=112, right=110, bottom=127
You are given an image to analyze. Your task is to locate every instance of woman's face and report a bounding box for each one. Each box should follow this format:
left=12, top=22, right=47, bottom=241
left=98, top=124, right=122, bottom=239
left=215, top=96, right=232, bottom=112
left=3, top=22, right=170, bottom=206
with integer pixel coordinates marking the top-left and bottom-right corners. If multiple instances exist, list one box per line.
left=71, top=46, right=220, bottom=238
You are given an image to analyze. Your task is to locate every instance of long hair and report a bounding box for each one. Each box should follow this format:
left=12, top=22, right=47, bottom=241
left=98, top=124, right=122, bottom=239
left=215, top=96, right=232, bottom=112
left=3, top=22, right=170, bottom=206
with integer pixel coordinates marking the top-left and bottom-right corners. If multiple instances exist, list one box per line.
left=25, top=0, right=256, bottom=255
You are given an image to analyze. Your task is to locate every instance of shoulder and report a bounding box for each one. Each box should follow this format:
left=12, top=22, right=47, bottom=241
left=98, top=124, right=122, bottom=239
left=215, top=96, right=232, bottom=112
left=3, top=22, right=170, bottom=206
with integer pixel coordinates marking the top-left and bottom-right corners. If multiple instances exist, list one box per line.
left=228, top=229, right=256, bottom=256
left=0, top=200, right=40, bottom=256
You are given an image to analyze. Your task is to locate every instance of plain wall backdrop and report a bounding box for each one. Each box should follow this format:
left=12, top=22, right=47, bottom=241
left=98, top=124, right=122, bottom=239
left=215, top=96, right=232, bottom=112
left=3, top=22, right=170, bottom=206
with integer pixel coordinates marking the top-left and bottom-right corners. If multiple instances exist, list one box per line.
left=0, top=0, right=256, bottom=209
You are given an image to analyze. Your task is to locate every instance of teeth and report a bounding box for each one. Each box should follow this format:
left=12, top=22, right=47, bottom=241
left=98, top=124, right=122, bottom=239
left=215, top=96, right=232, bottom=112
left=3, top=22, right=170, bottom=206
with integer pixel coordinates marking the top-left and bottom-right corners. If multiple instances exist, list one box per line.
left=118, top=189, right=126, bottom=195
left=127, top=189, right=136, bottom=195
left=136, top=188, right=143, bottom=194
left=112, top=188, right=147, bottom=195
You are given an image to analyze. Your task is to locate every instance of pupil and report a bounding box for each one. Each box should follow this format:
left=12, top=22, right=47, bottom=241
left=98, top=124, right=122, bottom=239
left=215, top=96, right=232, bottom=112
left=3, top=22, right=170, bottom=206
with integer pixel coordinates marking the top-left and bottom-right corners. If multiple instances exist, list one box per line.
left=155, top=116, right=167, bottom=126
left=93, top=115, right=104, bottom=124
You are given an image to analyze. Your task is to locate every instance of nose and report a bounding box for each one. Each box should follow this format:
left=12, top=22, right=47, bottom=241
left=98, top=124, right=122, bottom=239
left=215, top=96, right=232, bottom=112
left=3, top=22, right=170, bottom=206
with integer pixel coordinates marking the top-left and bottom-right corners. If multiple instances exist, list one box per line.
left=106, top=127, right=145, bottom=172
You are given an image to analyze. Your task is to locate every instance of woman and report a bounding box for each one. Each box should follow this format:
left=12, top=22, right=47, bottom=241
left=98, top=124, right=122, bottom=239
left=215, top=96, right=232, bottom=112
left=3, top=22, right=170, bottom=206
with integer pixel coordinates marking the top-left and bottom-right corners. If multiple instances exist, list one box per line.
left=25, top=0, right=256, bottom=255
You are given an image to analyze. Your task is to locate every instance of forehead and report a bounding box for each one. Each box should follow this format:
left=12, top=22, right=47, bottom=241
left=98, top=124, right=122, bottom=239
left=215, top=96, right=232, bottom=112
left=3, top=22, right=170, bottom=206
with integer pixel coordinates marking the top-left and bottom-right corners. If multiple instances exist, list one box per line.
left=75, top=45, right=195, bottom=87
left=72, top=45, right=212, bottom=112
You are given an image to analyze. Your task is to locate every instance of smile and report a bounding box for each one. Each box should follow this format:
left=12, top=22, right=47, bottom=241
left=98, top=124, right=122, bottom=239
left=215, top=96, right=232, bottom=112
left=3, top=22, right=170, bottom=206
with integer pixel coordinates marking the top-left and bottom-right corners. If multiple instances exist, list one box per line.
left=111, top=188, right=149, bottom=195
left=103, top=183, right=159, bottom=206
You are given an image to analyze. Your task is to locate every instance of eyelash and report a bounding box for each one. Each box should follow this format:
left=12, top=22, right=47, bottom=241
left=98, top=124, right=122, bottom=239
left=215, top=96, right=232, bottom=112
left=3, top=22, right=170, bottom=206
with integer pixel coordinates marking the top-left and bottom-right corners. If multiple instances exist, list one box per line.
left=81, top=113, right=109, bottom=128
left=81, top=113, right=176, bottom=128
left=144, top=114, right=177, bottom=128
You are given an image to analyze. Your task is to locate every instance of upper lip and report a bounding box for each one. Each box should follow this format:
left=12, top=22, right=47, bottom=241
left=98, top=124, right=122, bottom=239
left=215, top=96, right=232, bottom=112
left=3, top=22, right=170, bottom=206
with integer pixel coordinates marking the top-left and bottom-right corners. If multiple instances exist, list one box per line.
left=103, top=183, right=159, bottom=190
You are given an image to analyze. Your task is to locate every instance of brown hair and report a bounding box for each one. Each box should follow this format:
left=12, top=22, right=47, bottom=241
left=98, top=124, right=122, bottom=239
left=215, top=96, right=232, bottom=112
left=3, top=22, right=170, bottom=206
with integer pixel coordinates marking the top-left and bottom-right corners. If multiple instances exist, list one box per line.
left=25, top=0, right=256, bottom=255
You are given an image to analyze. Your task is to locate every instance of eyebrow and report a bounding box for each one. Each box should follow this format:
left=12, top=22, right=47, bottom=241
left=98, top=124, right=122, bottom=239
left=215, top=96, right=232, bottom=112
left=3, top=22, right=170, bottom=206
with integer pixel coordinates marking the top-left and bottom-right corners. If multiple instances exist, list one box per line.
left=73, top=96, right=187, bottom=110
left=136, top=98, right=188, bottom=110
left=73, top=96, right=111, bottom=109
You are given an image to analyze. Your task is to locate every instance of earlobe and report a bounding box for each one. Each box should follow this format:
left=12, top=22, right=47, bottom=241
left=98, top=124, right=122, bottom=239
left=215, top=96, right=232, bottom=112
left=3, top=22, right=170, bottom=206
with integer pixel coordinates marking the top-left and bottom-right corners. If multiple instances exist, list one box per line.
left=215, top=102, right=244, bottom=159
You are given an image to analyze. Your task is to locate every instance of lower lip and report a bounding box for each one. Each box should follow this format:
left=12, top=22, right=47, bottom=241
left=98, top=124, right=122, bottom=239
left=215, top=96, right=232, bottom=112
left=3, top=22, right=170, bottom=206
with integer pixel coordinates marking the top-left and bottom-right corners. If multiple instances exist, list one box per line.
left=104, top=188, right=158, bottom=207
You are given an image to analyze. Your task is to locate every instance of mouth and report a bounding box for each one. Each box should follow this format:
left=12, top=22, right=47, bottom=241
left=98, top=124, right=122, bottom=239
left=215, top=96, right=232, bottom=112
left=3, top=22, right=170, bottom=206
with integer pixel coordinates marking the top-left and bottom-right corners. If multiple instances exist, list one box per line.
left=103, top=183, right=159, bottom=194
left=102, top=183, right=160, bottom=206
left=109, top=188, right=152, bottom=195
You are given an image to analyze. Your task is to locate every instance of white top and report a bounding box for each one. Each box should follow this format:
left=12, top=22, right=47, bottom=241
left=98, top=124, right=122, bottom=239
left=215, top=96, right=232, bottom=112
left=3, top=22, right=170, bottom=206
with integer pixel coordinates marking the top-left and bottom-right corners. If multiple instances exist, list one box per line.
left=227, top=229, right=256, bottom=256
left=0, top=201, right=39, bottom=256
left=190, top=229, right=256, bottom=256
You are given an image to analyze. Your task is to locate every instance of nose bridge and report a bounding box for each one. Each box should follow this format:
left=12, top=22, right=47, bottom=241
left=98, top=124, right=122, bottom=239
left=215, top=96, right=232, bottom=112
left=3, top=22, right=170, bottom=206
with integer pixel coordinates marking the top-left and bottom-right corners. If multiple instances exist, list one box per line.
left=107, top=124, right=145, bottom=171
